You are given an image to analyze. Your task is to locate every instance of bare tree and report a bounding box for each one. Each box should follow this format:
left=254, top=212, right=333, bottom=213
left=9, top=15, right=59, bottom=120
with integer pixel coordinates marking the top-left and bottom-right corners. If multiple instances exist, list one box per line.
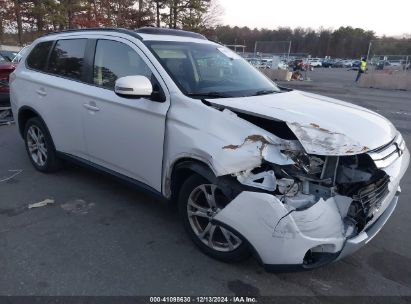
left=14, top=0, right=23, bottom=45
left=200, top=0, right=223, bottom=28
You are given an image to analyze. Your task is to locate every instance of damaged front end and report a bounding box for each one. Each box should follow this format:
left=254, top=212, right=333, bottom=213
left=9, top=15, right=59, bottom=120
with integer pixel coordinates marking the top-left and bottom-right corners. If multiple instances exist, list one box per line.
left=214, top=128, right=409, bottom=270
left=165, top=93, right=409, bottom=270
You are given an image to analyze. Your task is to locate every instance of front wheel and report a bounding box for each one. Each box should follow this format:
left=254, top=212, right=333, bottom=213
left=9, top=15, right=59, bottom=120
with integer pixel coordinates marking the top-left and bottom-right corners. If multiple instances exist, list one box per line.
left=178, top=174, right=251, bottom=262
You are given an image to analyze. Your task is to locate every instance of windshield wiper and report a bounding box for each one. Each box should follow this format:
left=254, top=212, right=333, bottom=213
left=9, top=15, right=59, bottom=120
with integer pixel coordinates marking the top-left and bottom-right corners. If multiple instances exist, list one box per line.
left=253, top=89, right=279, bottom=96
left=187, top=92, right=232, bottom=98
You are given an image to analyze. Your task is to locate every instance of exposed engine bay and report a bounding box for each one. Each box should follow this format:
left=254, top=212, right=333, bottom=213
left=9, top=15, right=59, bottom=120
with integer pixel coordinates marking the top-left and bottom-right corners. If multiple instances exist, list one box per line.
left=236, top=151, right=390, bottom=238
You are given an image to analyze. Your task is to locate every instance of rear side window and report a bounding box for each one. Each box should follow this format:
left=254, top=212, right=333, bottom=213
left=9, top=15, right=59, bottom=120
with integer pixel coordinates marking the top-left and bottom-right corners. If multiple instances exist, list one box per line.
left=48, top=39, right=87, bottom=81
left=93, top=39, right=152, bottom=90
left=26, top=41, right=53, bottom=71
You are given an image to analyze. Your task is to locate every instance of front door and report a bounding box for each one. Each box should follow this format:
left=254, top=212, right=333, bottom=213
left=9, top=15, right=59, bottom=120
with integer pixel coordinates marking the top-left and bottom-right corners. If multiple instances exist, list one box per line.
left=82, top=38, right=170, bottom=192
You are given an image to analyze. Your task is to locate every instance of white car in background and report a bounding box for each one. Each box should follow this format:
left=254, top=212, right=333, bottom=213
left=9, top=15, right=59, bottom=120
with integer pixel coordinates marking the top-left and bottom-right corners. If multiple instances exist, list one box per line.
left=343, top=60, right=355, bottom=67
left=389, top=60, right=402, bottom=67
left=308, top=58, right=322, bottom=67
left=10, top=28, right=409, bottom=271
left=277, top=60, right=288, bottom=70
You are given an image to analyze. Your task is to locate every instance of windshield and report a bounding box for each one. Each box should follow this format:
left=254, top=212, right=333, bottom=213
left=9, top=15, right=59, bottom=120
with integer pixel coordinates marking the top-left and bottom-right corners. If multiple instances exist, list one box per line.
left=0, top=54, right=7, bottom=63
left=144, top=41, right=280, bottom=98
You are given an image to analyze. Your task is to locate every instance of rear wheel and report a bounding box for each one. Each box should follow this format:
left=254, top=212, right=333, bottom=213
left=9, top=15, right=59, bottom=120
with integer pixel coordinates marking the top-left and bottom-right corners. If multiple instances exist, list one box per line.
left=178, top=174, right=250, bottom=262
left=24, top=117, right=61, bottom=172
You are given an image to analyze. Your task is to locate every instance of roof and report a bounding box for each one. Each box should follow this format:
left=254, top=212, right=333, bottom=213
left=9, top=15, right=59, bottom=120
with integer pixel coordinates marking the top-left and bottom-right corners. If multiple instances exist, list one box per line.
left=42, top=27, right=207, bottom=42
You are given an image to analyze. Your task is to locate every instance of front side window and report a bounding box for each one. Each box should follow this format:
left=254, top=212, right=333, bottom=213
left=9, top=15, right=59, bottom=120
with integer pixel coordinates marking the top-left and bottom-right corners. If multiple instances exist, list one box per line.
left=144, top=41, right=280, bottom=98
left=93, top=39, right=152, bottom=90
left=26, top=41, right=53, bottom=71
left=48, top=39, right=87, bottom=80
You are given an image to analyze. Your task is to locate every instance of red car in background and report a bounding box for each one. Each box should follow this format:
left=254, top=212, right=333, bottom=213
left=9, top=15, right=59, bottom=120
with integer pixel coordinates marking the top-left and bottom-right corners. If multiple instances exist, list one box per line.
left=0, top=54, right=17, bottom=107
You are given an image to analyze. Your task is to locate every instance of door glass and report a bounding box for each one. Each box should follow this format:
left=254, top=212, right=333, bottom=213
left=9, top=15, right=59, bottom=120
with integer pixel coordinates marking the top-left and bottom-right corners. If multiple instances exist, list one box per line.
left=26, top=41, right=53, bottom=71
left=93, top=40, right=152, bottom=90
left=48, top=39, right=87, bottom=81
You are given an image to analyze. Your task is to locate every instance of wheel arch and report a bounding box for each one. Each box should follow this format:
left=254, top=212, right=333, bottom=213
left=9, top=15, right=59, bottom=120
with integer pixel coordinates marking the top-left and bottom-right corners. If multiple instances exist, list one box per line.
left=167, top=157, right=217, bottom=202
left=18, top=106, right=57, bottom=152
left=17, top=106, right=44, bottom=138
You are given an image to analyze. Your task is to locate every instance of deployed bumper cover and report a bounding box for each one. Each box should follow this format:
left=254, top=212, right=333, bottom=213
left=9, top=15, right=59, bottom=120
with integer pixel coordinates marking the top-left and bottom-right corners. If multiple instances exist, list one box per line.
left=214, top=146, right=409, bottom=270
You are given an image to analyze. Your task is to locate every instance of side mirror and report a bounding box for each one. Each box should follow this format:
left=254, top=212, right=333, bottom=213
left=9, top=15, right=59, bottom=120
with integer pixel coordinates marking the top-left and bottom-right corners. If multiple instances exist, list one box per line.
left=114, top=75, right=153, bottom=97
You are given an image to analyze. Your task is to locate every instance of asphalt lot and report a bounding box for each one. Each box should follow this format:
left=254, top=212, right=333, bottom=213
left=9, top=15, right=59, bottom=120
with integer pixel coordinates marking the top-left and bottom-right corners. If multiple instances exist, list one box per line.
left=1, top=68, right=411, bottom=297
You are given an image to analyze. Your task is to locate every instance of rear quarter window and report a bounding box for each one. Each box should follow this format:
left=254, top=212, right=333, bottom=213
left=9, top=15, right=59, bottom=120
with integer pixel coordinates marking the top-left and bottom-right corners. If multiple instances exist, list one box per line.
left=26, top=41, right=53, bottom=71
left=48, top=39, right=87, bottom=81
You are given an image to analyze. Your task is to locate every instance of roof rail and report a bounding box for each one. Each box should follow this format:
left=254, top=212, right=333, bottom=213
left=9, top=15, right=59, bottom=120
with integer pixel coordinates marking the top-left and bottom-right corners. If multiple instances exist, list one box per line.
left=135, top=27, right=207, bottom=40
left=42, top=28, right=142, bottom=40
left=41, top=27, right=207, bottom=41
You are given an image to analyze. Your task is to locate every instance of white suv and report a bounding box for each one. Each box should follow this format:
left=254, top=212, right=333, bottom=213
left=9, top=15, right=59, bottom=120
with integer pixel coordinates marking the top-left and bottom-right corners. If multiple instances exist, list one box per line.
left=10, top=28, right=409, bottom=271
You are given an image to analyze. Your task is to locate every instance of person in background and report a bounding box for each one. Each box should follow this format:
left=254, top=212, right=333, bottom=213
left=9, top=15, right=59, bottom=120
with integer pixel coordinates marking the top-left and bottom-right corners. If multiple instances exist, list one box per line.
left=355, top=57, right=367, bottom=82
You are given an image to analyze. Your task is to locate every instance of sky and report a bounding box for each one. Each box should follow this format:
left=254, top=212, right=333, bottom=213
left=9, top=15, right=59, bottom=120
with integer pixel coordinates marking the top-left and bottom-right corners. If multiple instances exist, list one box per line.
left=219, top=0, right=411, bottom=37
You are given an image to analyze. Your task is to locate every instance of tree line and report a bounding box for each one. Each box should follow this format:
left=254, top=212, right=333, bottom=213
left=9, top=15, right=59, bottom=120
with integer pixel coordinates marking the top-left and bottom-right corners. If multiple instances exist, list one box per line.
left=215, top=26, right=411, bottom=59
left=216, top=25, right=376, bottom=58
left=0, top=0, right=220, bottom=45
left=0, top=0, right=410, bottom=59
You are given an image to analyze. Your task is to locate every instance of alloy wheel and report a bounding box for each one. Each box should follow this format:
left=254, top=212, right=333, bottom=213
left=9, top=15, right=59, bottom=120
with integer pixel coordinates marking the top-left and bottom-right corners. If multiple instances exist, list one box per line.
left=26, top=125, right=48, bottom=167
left=187, top=184, right=242, bottom=252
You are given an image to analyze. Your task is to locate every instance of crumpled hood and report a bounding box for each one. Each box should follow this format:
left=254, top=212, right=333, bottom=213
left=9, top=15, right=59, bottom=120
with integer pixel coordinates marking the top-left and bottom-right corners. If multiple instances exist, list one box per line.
left=207, top=90, right=397, bottom=156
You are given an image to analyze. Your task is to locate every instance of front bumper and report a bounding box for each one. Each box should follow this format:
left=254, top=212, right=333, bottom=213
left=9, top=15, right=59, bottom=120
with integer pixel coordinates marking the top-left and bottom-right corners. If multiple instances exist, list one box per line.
left=214, top=145, right=409, bottom=271
left=337, top=193, right=398, bottom=261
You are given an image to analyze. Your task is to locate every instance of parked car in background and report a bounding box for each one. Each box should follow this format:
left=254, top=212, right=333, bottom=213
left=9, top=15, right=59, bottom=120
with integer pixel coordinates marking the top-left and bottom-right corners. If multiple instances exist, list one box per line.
left=277, top=60, right=288, bottom=70
left=352, top=60, right=361, bottom=68
left=0, top=54, right=8, bottom=64
left=342, top=60, right=354, bottom=68
left=376, top=60, right=390, bottom=70
left=389, top=60, right=402, bottom=67
left=308, top=58, right=322, bottom=67
left=332, top=60, right=345, bottom=68
left=0, top=50, right=18, bottom=62
left=259, top=58, right=272, bottom=69
left=10, top=28, right=409, bottom=271
left=0, top=54, right=17, bottom=106
left=321, top=59, right=336, bottom=68
left=245, top=58, right=260, bottom=68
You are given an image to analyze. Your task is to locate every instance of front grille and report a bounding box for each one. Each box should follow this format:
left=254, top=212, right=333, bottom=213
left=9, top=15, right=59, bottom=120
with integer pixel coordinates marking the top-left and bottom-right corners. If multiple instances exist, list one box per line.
left=352, top=174, right=390, bottom=217
left=347, top=175, right=390, bottom=231
left=368, top=134, right=405, bottom=168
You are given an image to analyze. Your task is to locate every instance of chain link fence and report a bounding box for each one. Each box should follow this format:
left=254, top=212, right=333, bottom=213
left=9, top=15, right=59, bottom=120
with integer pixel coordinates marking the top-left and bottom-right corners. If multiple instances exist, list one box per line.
left=367, top=40, right=411, bottom=75
left=362, top=40, right=411, bottom=90
left=252, top=41, right=292, bottom=59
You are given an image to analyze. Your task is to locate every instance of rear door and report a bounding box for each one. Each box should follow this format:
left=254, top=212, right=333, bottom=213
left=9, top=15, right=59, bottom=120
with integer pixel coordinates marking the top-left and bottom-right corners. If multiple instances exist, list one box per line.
left=15, top=38, right=89, bottom=158
left=44, top=38, right=90, bottom=158
left=82, top=37, right=170, bottom=191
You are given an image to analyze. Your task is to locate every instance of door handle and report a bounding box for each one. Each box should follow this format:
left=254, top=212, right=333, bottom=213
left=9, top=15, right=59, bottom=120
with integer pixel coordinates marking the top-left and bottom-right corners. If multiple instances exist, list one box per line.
left=83, top=102, right=100, bottom=112
left=36, top=88, right=47, bottom=96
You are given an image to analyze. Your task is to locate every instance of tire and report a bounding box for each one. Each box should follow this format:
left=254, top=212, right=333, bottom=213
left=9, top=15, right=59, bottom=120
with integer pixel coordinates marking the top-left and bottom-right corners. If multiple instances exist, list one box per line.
left=178, top=173, right=251, bottom=262
left=23, top=117, right=61, bottom=172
